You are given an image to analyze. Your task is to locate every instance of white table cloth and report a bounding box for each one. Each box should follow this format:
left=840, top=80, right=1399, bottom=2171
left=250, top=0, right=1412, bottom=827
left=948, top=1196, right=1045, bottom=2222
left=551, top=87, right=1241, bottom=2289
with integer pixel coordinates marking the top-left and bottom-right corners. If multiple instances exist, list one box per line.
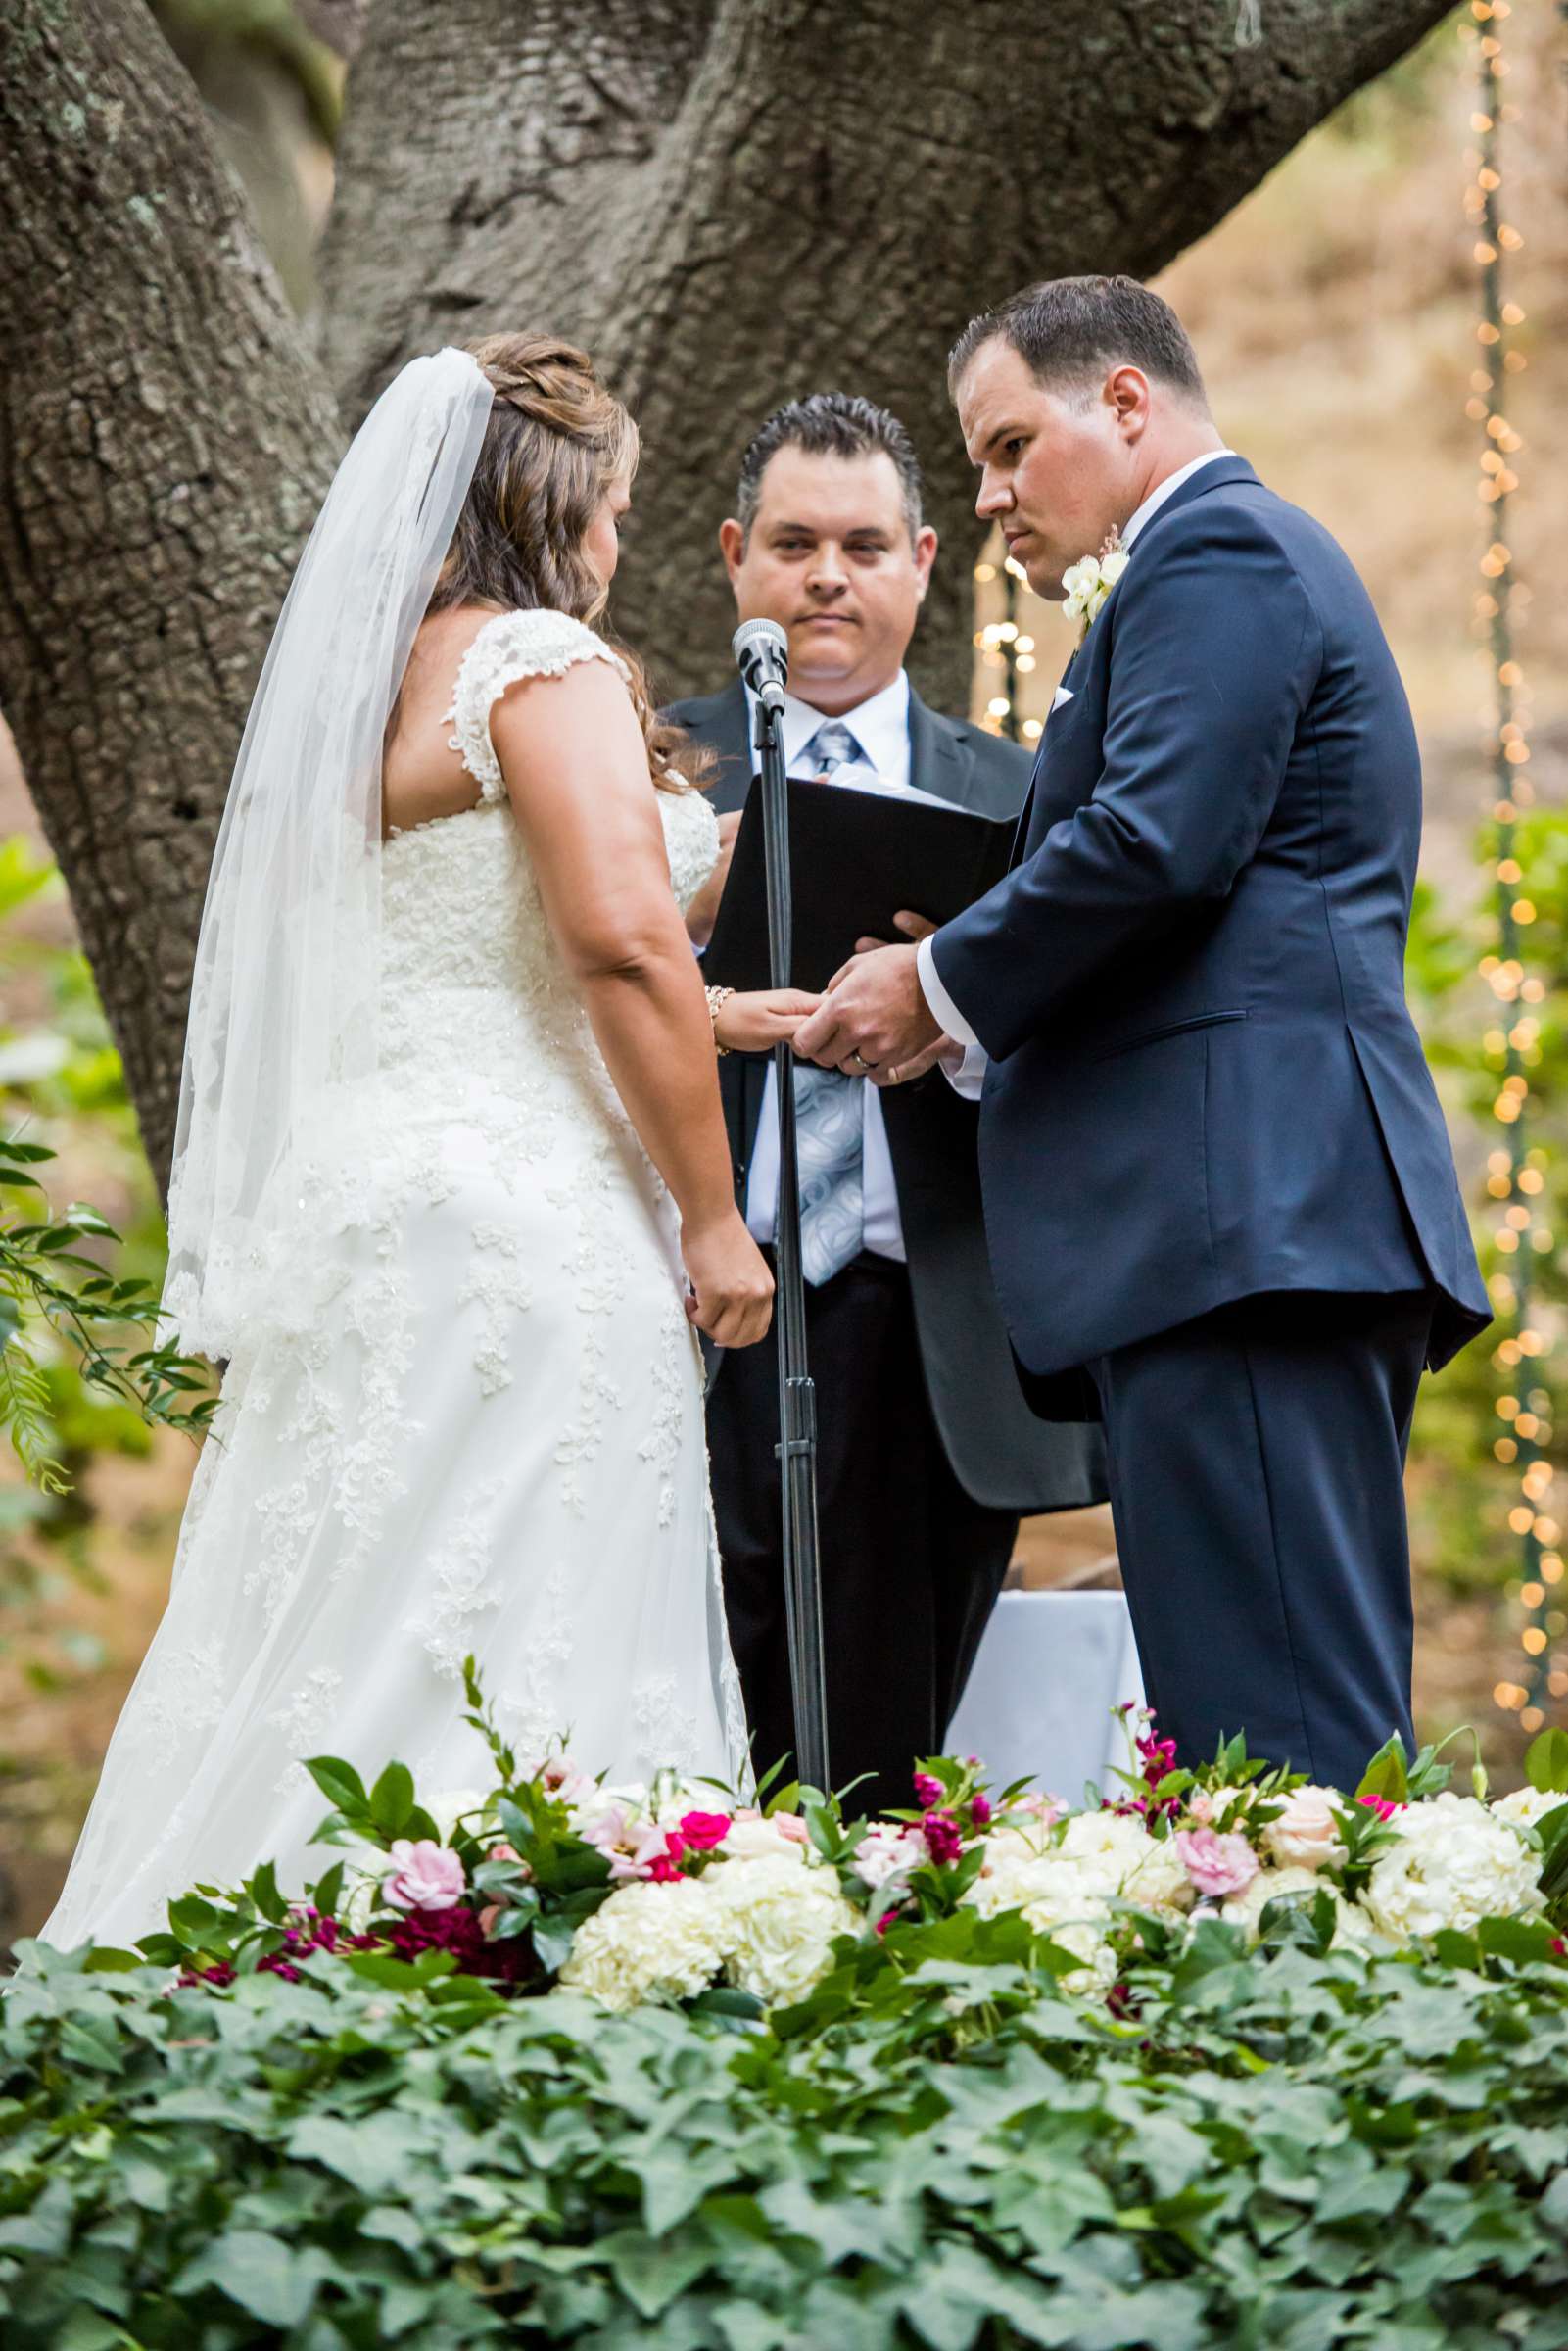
left=948, top=1590, right=1146, bottom=1805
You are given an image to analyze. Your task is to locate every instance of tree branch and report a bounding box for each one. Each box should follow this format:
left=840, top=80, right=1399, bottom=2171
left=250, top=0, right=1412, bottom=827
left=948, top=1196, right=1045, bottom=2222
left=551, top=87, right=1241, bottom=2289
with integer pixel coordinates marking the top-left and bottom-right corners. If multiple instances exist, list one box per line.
left=0, top=0, right=337, bottom=1186
left=323, top=0, right=1457, bottom=717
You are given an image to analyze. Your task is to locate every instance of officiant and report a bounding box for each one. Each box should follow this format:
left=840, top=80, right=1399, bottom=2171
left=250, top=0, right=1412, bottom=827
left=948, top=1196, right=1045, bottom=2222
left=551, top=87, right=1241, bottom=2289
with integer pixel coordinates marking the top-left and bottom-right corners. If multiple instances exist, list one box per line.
left=670, top=393, right=1105, bottom=1809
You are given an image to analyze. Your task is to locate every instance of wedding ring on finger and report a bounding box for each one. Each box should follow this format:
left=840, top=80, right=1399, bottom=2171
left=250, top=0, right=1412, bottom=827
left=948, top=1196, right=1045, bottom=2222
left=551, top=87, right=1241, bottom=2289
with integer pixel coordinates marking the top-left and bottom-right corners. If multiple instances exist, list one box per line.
left=848, top=1049, right=874, bottom=1073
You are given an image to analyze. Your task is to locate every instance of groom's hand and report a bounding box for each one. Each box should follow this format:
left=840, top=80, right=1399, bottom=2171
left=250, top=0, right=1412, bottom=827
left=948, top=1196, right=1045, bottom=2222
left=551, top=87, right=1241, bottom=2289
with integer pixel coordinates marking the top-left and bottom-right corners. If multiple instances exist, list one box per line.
left=791, top=938, right=942, bottom=1077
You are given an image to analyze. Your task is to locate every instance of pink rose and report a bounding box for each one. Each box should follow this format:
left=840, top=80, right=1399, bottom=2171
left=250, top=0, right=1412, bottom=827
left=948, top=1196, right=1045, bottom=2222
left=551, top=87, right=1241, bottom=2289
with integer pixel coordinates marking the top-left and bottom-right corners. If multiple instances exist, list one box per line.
left=771, top=1811, right=809, bottom=1844
left=381, top=1839, right=467, bottom=1912
left=678, top=1810, right=733, bottom=1851
left=1264, top=1787, right=1349, bottom=1872
left=1175, top=1826, right=1259, bottom=1901
left=1186, top=1792, right=1215, bottom=1826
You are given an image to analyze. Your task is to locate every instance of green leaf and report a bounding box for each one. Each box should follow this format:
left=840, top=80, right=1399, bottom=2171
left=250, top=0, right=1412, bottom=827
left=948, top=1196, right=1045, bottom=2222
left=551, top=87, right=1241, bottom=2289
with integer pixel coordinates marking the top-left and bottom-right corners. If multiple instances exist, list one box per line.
left=1526, top=1725, right=1568, bottom=1796
left=1355, top=1737, right=1410, bottom=1806
left=248, top=1859, right=287, bottom=1926
left=369, top=1761, right=416, bottom=1837
left=176, top=2229, right=323, bottom=2327
left=305, top=1755, right=369, bottom=1816
left=1477, top=1914, right=1557, bottom=1965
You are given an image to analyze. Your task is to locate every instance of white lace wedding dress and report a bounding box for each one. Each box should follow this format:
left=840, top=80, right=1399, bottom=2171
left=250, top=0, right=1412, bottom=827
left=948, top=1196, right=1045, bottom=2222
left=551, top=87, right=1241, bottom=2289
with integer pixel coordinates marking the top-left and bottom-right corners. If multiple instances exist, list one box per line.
left=42, top=609, right=748, bottom=1952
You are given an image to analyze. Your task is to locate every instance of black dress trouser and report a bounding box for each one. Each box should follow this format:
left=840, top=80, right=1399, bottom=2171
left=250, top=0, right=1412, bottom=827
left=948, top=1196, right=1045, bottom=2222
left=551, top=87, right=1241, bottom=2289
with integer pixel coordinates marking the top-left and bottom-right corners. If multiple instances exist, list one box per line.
left=707, top=1250, right=1017, bottom=1814
left=1088, top=1288, right=1434, bottom=1796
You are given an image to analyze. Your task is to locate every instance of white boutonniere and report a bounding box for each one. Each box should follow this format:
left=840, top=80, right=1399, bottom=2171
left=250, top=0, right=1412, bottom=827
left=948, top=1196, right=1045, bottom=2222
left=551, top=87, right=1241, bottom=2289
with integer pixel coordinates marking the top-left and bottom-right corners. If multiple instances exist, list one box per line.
left=1061, top=529, right=1128, bottom=639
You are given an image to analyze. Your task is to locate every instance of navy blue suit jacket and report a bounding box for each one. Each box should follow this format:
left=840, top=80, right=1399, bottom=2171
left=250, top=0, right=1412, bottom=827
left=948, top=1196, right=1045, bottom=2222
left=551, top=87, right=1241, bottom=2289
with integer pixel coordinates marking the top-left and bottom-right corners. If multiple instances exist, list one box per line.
left=930, top=456, right=1490, bottom=1383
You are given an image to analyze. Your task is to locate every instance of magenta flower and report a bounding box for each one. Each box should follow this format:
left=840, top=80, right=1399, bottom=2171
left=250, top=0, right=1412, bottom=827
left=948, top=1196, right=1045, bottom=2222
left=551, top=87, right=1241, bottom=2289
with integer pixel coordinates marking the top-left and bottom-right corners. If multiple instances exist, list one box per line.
left=1175, top=1826, right=1259, bottom=1900
left=381, top=1839, right=467, bottom=1912
left=971, top=1793, right=993, bottom=1828
left=913, top=1770, right=944, bottom=1809
left=1355, top=1793, right=1402, bottom=1822
left=921, top=1810, right=964, bottom=1867
left=678, top=1810, right=733, bottom=1851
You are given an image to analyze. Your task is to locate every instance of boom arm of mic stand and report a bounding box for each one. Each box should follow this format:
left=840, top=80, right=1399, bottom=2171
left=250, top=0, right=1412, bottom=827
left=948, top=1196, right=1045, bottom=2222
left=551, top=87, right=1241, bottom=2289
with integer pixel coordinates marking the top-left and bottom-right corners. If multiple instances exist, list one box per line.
left=753, top=698, right=830, bottom=1796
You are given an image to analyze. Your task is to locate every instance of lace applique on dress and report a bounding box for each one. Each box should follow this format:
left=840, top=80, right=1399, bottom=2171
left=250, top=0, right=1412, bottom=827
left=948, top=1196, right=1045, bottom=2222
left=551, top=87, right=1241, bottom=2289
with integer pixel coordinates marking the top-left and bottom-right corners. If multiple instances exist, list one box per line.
left=443, top=609, right=631, bottom=801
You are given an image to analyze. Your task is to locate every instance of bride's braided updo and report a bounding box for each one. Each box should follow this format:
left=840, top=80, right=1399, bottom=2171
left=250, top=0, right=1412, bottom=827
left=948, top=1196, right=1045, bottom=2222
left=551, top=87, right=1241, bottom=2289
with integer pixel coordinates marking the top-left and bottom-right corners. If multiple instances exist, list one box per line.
left=428, top=331, right=707, bottom=792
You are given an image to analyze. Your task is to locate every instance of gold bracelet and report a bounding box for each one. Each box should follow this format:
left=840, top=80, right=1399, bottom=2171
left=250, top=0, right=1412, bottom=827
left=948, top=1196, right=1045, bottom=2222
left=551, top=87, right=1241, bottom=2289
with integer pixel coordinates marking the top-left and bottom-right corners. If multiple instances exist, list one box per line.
left=705, top=984, right=736, bottom=1056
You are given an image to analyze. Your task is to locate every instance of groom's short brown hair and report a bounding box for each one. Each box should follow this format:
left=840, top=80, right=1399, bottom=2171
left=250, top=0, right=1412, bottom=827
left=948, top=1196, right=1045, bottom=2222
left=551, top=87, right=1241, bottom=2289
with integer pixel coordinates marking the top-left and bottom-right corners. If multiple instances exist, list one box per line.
left=948, top=276, right=1209, bottom=408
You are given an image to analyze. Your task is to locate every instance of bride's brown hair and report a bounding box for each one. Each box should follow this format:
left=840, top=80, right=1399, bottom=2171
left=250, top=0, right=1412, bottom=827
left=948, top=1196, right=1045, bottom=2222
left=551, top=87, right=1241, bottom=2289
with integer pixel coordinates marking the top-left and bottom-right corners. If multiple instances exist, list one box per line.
left=426, top=331, right=708, bottom=792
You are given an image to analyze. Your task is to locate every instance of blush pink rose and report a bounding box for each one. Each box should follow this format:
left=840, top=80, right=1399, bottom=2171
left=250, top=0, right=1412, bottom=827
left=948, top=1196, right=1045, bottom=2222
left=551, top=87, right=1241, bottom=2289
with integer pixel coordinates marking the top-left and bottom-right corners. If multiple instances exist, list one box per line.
left=382, top=1838, right=467, bottom=1912
left=1175, top=1826, right=1259, bottom=1901
left=1264, top=1786, right=1349, bottom=1872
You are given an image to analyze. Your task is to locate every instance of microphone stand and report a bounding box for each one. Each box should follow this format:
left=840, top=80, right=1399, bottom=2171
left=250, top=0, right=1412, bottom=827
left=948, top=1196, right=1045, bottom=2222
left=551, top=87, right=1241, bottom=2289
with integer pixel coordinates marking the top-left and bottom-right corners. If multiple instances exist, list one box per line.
left=753, top=692, right=831, bottom=1795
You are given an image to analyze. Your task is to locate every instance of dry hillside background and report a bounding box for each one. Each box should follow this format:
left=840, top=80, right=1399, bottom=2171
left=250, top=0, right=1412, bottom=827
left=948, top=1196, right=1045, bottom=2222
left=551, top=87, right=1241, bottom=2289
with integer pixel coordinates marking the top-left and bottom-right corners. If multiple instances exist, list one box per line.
left=0, top=10, right=1562, bottom=1938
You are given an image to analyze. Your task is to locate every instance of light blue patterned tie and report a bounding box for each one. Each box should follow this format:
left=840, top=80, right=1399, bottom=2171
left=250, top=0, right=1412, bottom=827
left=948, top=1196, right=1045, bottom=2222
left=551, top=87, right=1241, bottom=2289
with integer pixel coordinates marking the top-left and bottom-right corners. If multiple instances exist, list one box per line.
left=792, top=721, right=866, bottom=1286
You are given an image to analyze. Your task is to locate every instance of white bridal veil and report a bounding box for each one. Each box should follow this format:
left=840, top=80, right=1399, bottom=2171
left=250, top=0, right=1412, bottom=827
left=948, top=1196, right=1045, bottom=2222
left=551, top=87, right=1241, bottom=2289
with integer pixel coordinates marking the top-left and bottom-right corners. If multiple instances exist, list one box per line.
left=163, top=350, right=495, bottom=1359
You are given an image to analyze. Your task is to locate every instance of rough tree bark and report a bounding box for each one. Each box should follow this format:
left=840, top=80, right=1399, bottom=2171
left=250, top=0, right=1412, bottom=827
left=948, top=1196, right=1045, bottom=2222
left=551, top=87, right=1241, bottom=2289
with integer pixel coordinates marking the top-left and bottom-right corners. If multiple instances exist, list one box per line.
left=0, top=0, right=339, bottom=1183
left=1, top=0, right=1454, bottom=1183
left=321, top=0, right=1457, bottom=715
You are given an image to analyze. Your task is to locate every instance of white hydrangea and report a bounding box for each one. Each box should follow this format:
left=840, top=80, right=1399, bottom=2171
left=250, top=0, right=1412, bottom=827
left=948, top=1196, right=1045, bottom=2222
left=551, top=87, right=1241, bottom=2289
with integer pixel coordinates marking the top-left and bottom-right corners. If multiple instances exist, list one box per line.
left=963, top=1852, right=1117, bottom=1997
left=558, top=1876, right=728, bottom=2012
left=1362, top=1794, right=1545, bottom=1944
left=1492, top=1785, right=1565, bottom=1834
left=1058, top=1810, right=1192, bottom=1915
left=709, top=1853, right=862, bottom=2005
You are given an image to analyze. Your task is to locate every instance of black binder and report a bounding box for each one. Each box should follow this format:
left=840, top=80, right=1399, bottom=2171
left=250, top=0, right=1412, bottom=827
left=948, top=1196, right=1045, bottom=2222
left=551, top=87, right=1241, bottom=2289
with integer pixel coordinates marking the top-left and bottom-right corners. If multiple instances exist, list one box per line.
left=701, top=774, right=1015, bottom=995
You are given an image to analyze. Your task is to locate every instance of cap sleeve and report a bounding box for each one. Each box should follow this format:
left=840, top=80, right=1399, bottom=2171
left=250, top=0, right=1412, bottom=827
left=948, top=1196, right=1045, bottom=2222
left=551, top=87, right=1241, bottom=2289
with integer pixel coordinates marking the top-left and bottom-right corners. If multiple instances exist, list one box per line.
left=442, top=609, right=631, bottom=801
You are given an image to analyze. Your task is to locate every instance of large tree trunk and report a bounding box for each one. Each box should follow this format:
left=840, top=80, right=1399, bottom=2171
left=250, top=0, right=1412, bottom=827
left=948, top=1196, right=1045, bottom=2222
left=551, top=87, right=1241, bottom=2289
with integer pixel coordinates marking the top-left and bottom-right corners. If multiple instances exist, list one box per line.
left=321, top=0, right=1456, bottom=717
left=0, top=0, right=339, bottom=1185
left=2, top=0, right=1454, bottom=1181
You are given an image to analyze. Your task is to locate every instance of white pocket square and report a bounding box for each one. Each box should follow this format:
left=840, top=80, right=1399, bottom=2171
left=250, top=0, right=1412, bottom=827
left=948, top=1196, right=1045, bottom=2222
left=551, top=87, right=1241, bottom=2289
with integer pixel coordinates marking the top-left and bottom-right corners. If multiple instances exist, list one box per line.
left=1051, top=685, right=1074, bottom=713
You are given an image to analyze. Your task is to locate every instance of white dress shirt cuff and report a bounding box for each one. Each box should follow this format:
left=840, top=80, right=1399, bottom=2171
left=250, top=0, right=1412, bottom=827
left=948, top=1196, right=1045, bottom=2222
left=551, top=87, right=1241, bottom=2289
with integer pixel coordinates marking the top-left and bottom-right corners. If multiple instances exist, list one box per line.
left=917, top=932, right=982, bottom=1052
left=939, top=1037, right=988, bottom=1101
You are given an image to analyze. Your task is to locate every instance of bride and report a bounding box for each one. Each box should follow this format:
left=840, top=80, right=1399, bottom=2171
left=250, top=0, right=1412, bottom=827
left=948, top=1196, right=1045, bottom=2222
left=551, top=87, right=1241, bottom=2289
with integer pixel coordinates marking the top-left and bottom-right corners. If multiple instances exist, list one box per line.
left=41, top=335, right=815, bottom=1952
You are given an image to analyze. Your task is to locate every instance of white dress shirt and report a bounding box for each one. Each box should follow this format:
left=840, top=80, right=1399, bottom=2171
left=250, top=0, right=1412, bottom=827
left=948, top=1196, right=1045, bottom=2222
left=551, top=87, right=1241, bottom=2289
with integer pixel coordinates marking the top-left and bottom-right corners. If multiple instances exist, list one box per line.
left=745, top=670, right=914, bottom=1263
left=918, top=449, right=1236, bottom=1094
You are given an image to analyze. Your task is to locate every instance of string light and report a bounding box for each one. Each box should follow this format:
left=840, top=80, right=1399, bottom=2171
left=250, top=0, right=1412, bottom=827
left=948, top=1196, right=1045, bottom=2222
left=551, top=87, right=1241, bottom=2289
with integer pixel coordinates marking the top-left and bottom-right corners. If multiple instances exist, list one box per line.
left=1459, top=0, right=1554, bottom=1732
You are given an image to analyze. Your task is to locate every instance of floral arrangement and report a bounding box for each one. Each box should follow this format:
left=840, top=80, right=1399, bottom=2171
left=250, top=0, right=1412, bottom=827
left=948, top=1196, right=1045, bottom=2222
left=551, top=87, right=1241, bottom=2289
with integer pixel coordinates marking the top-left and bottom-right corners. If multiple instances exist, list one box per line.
left=1060, top=528, right=1129, bottom=635
left=112, top=1663, right=1568, bottom=2017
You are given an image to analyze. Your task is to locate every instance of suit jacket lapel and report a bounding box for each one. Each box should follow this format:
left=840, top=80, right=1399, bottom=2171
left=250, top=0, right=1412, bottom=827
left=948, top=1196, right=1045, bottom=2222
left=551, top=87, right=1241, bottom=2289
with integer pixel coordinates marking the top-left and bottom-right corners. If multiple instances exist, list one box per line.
left=699, top=681, right=756, bottom=814
left=908, top=688, right=983, bottom=811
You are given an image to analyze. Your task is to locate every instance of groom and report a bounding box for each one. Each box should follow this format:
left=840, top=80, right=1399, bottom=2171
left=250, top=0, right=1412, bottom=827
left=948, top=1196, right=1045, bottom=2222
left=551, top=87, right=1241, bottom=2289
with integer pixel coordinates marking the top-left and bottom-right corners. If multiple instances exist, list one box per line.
left=794, top=275, right=1491, bottom=1794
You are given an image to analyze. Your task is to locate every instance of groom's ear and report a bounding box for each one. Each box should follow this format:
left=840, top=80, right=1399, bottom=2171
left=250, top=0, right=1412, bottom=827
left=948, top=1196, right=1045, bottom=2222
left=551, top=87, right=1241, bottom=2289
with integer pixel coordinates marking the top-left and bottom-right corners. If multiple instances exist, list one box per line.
left=912, top=524, right=938, bottom=599
left=1107, top=364, right=1152, bottom=439
left=719, top=516, right=746, bottom=582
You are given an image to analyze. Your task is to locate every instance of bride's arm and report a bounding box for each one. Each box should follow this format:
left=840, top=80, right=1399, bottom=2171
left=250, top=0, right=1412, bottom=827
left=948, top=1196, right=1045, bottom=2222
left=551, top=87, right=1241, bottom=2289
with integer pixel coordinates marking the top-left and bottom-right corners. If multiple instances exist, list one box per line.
left=491, top=660, right=773, bottom=1350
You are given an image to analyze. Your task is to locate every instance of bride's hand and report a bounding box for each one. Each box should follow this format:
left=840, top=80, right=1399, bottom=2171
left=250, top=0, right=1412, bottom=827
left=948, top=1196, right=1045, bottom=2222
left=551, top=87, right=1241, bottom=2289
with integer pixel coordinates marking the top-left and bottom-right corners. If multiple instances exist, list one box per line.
left=714, top=987, right=822, bottom=1055
left=683, top=1210, right=775, bottom=1348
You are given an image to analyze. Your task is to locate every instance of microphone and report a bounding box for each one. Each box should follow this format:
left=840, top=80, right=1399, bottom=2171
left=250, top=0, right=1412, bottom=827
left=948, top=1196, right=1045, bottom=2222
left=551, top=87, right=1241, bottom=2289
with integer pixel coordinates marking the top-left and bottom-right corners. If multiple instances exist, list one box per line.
left=732, top=616, right=788, bottom=712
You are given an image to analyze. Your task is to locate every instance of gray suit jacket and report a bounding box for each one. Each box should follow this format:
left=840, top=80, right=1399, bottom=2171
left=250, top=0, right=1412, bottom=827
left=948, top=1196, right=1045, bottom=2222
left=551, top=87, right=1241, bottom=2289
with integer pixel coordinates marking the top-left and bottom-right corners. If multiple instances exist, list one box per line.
left=668, top=676, right=1107, bottom=1515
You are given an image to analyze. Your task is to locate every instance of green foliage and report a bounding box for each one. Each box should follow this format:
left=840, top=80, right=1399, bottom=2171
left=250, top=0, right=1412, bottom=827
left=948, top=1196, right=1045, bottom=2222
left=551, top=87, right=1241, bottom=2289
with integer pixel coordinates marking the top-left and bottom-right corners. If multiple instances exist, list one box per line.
left=0, top=834, right=214, bottom=1723
left=0, top=1137, right=216, bottom=1494
left=1405, top=819, right=1568, bottom=1651
left=3, top=1914, right=1565, bottom=2349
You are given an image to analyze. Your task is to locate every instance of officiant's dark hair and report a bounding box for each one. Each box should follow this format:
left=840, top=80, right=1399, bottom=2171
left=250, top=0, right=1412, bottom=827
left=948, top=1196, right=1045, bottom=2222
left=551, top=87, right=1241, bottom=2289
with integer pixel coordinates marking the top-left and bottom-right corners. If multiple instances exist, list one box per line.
left=736, top=393, right=925, bottom=547
left=948, top=277, right=1209, bottom=410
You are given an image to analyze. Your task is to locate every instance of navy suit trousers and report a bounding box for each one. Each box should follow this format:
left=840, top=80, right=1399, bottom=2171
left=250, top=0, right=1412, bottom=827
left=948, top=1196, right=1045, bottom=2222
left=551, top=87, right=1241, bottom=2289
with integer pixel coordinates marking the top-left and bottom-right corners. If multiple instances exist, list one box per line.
left=1088, top=1289, right=1432, bottom=1793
